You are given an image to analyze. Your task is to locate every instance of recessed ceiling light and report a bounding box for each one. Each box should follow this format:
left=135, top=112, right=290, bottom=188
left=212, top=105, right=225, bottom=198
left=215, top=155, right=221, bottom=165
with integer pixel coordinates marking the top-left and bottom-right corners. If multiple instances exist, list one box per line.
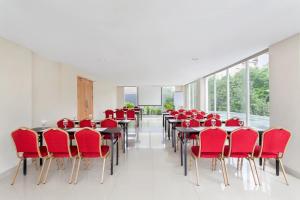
left=192, top=58, right=199, bottom=61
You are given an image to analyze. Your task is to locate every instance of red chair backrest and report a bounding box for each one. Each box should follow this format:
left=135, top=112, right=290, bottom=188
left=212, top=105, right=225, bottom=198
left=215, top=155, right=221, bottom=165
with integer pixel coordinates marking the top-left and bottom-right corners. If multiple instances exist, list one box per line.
left=170, top=110, right=179, bottom=116
left=166, top=109, right=174, bottom=113
left=178, top=109, right=186, bottom=113
left=185, top=111, right=193, bottom=116
left=116, top=110, right=125, bottom=120
left=207, top=113, right=221, bottom=119
left=100, top=119, right=117, bottom=128
left=225, top=118, right=240, bottom=127
left=190, top=109, right=198, bottom=113
left=104, top=109, right=114, bottom=119
left=199, top=111, right=206, bottom=116
left=43, top=128, right=71, bottom=157
left=260, top=128, right=291, bottom=156
left=123, top=108, right=128, bottom=111
left=203, top=118, right=222, bottom=127
left=177, top=113, right=187, bottom=120
left=75, top=128, right=103, bottom=157
left=228, top=128, right=258, bottom=156
left=127, top=109, right=135, bottom=120
left=57, top=118, right=75, bottom=129
left=182, top=119, right=200, bottom=127
left=79, top=119, right=93, bottom=128
left=200, top=128, right=227, bottom=153
left=193, top=113, right=204, bottom=120
left=11, top=128, right=40, bottom=156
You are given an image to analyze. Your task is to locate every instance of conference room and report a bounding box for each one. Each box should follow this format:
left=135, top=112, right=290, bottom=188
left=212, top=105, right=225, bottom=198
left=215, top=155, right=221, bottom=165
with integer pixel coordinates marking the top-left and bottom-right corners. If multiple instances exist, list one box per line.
left=1, top=1, right=300, bottom=200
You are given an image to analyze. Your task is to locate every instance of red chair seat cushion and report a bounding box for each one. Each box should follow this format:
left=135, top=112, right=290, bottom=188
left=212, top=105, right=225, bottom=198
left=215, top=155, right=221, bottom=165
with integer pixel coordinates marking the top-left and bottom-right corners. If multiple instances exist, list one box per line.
left=51, top=146, right=78, bottom=158
left=254, top=145, right=278, bottom=158
left=23, top=146, right=48, bottom=158
left=224, top=145, right=251, bottom=158
left=80, top=146, right=110, bottom=158
left=191, top=146, right=222, bottom=158
left=103, top=132, right=121, bottom=140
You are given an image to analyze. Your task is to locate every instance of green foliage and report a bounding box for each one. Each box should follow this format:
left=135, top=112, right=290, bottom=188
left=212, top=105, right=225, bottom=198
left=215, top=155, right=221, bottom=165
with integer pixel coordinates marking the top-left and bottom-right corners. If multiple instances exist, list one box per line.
left=208, top=64, right=269, bottom=116
left=124, top=102, right=135, bottom=108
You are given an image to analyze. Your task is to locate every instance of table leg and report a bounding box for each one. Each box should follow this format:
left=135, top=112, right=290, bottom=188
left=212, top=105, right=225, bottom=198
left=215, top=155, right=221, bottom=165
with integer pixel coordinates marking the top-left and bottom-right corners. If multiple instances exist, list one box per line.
left=180, top=139, right=183, bottom=166
left=163, top=115, right=165, bottom=127
left=23, top=158, right=27, bottom=175
left=110, top=133, right=114, bottom=175
left=39, top=134, right=43, bottom=166
left=121, top=124, right=126, bottom=153
left=276, top=159, right=280, bottom=176
left=116, top=140, right=119, bottom=166
left=126, top=124, right=129, bottom=148
left=137, top=113, right=139, bottom=127
left=167, top=121, right=170, bottom=140
left=184, top=136, right=187, bottom=176
left=174, top=126, right=177, bottom=152
left=140, top=110, right=142, bottom=121
left=259, top=133, right=262, bottom=166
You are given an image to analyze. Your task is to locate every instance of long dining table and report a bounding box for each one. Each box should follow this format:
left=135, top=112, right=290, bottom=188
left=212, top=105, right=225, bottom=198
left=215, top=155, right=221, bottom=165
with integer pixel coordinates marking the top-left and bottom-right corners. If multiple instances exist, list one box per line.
left=175, top=126, right=273, bottom=177
left=26, top=126, right=123, bottom=176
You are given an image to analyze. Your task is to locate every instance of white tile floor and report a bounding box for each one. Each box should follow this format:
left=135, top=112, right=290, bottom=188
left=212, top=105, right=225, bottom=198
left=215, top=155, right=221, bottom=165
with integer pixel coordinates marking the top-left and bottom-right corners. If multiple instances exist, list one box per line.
left=1, top=116, right=299, bottom=200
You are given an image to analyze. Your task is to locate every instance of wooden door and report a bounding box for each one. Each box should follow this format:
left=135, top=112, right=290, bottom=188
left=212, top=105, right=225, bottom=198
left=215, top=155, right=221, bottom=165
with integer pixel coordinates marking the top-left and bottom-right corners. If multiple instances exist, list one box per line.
left=77, top=76, right=93, bottom=120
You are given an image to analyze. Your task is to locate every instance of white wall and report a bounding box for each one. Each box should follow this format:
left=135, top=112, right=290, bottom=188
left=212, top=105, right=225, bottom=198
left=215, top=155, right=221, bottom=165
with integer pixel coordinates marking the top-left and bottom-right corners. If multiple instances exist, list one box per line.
left=269, top=33, right=300, bottom=176
left=0, top=38, right=33, bottom=173
left=0, top=37, right=117, bottom=174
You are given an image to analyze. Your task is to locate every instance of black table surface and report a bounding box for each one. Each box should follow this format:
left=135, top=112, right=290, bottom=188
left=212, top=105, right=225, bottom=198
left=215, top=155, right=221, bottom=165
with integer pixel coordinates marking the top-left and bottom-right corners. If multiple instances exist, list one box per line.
left=32, top=127, right=122, bottom=134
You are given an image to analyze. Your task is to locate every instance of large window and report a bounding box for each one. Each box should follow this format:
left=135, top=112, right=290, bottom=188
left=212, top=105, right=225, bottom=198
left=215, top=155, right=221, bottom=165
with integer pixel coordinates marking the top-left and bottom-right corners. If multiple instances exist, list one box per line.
left=249, top=54, right=270, bottom=129
left=207, top=75, right=215, bottom=113
left=124, top=87, right=137, bottom=106
left=229, top=63, right=246, bottom=122
left=216, top=71, right=227, bottom=119
left=162, top=86, right=175, bottom=111
left=187, top=82, right=197, bottom=109
left=205, top=51, right=269, bottom=129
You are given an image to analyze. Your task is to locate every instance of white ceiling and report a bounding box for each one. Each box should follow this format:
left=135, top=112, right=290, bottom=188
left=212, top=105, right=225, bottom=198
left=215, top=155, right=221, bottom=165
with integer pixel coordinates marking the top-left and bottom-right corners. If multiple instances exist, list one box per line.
left=1, top=0, right=300, bottom=85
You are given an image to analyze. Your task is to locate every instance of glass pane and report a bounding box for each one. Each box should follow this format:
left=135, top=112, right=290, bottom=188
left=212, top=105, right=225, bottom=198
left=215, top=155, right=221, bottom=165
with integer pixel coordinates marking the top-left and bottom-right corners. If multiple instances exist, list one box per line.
left=207, top=75, right=215, bottom=112
left=162, top=86, right=175, bottom=111
left=249, top=53, right=270, bottom=129
left=229, top=63, right=246, bottom=122
left=124, top=87, right=137, bottom=107
left=216, top=71, right=227, bottom=119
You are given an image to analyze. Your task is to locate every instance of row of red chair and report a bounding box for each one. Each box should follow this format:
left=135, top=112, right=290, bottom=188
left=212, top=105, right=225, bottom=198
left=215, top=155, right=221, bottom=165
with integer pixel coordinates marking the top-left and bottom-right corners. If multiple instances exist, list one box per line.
left=105, top=109, right=136, bottom=120
left=11, top=127, right=110, bottom=185
left=190, top=127, right=291, bottom=186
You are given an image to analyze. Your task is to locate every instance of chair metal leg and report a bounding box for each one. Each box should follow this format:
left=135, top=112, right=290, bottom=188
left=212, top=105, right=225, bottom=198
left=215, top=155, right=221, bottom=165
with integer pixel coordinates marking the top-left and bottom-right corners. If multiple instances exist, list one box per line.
left=240, top=158, right=243, bottom=170
left=263, top=158, right=266, bottom=171
left=194, top=158, right=200, bottom=186
left=74, top=157, right=81, bottom=184
left=222, top=158, right=229, bottom=186
left=69, top=157, right=77, bottom=184
left=11, top=159, right=23, bottom=185
left=251, top=159, right=261, bottom=185
left=237, top=158, right=240, bottom=171
left=101, top=158, right=106, bottom=184
left=220, top=159, right=227, bottom=186
left=247, top=158, right=257, bottom=185
left=37, top=158, right=47, bottom=185
left=279, top=159, right=289, bottom=185
left=43, top=157, right=53, bottom=184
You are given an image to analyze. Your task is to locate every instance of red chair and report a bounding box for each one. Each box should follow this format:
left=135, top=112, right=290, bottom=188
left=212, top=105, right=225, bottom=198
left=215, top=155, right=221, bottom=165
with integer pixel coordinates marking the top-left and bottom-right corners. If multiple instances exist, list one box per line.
left=254, top=128, right=291, bottom=185
left=207, top=113, right=221, bottom=119
left=224, top=128, right=259, bottom=185
left=199, top=111, right=206, bottom=116
left=225, top=118, right=242, bottom=126
left=190, top=109, right=198, bottom=113
left=193, top=113, right=204, bottom=120
left=74, top=128, right=110, bottom=184
left=57, top=118, right=75, bottom=129
left=176, top=113, right=187, bottom=120
left=170, top=110, right=179, bottom=116
left=178, top=119, right=200, bottom=141
left=100, top=119, right=122, bottom=140
left=104, top=109, right=114, bottom=119
left=185, top=111, right=193, bottom=117
left=203, top=118, right=222, bottom=127
left=178, top=109, right=186, bottom=113
left=116, top=109, right=125, bottom=120
left=191, top=128, right=228, bottom=186
left=166, top=109, right=174, bottom=113
left=79, top=119, right=94, bottom=128
left=11, top=128, right=48, bottom=185
left=42, top=128, right=78, bottom=184
left=127, top=109, right=135, bottom=120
